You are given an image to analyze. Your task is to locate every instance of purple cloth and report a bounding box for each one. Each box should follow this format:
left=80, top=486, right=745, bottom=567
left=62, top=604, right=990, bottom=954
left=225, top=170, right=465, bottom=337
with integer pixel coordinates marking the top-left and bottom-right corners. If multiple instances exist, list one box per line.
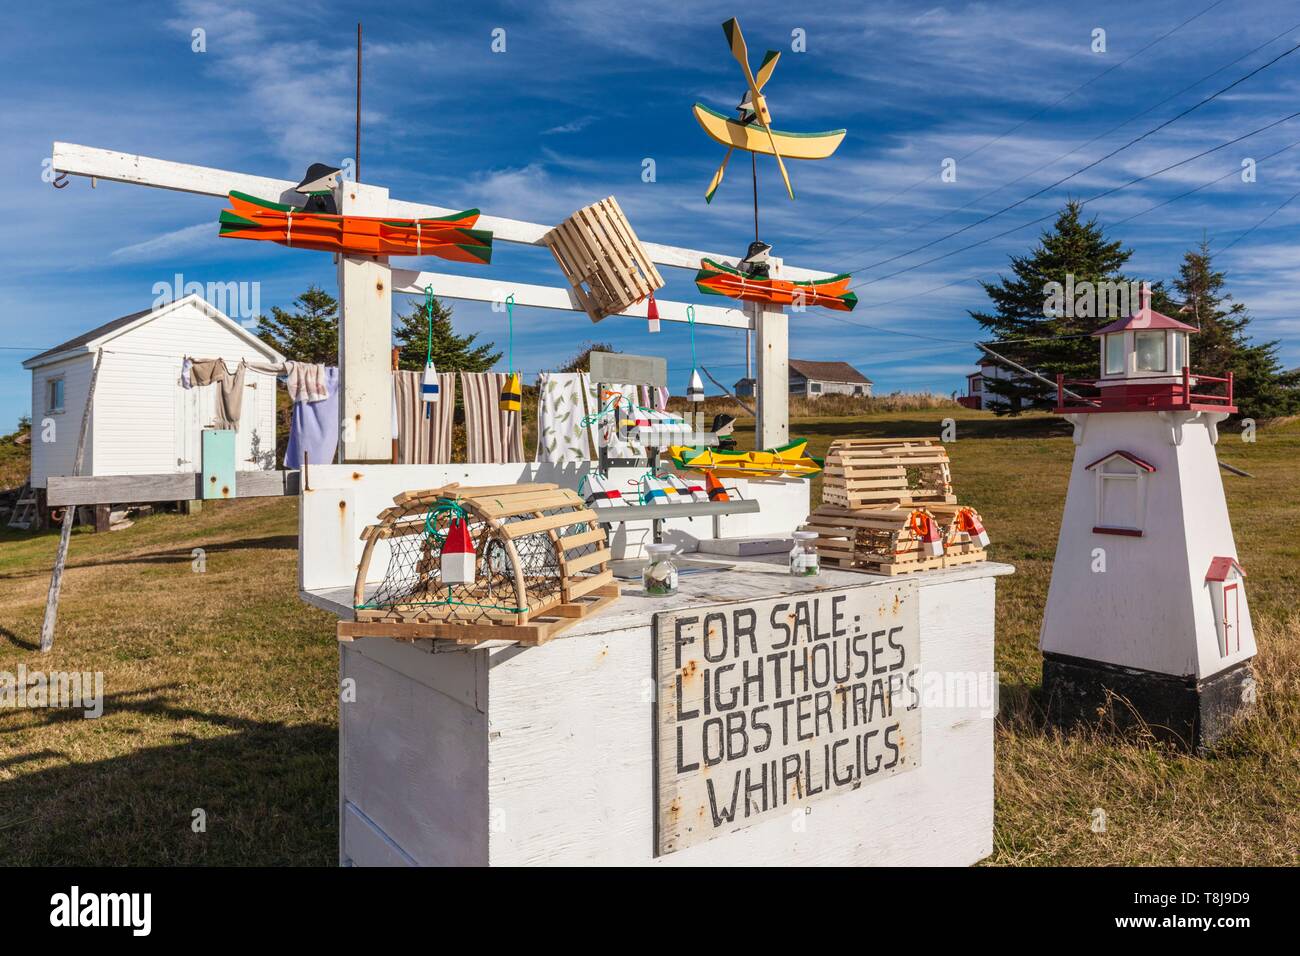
left=285, top=366, right=339, bottom=469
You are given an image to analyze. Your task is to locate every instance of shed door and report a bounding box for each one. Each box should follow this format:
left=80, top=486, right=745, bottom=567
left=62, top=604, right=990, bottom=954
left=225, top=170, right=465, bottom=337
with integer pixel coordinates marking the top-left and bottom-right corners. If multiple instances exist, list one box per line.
left=175, top=383, right=215, bottom=472
left=1221, top=582, right=1240, bottom=656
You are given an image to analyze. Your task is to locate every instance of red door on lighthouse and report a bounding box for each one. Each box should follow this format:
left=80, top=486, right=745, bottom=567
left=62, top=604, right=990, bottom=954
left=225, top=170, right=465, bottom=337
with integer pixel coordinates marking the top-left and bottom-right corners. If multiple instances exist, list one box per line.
left=1221, top=582, right=1240, bottom=657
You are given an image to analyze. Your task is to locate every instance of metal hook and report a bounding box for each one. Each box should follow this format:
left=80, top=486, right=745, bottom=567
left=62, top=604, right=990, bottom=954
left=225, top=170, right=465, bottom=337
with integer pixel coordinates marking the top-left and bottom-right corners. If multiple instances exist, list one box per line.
left=51, top=172, right=69, bottom=189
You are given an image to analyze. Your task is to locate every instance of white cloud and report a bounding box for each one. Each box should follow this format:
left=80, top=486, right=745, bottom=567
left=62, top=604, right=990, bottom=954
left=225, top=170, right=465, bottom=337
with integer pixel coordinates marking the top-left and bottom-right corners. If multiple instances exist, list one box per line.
left=110, top=222, right=214, bottom=261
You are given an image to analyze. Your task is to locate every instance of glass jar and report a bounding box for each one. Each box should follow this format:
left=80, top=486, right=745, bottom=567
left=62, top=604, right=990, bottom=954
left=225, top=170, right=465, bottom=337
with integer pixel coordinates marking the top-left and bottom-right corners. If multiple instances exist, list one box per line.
left=789, top=530, right=820, bottom=577
left=642, top=543, right=679, bottom=596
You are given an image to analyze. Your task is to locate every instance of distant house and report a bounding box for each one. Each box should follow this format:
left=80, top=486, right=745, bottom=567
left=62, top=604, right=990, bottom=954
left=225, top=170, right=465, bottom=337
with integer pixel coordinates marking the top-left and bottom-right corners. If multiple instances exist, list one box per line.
left=733, top=359, right=873, bottom=399
left=959, top=357, right=1034, bottom=411
left=22, top=294, right=284, bottom=489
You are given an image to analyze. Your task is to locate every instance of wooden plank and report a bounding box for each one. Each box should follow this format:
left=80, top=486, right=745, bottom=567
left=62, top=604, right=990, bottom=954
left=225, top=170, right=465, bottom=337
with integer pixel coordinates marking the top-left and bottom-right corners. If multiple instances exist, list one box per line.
left=754, top=301, right=788, bottom=450
left=52, top=143, right=838, bottom=281
left=478, top=492, right=583, bottom=520
left=501, top=509, right=598, bottom=539
left=46, top=469, right=301, bottom=506
left=391, top=269, right=750, bottom=330
left=41, top=349, right=103, bottom=652
left=561, top=548, right=609, bottom=575
left=565, top=567, right=614, bottom=599
left=559, top=528, right=607, bottom=550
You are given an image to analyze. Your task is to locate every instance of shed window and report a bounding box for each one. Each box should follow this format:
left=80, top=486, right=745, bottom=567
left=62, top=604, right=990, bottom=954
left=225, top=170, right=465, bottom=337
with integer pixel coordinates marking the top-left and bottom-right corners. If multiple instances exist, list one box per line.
left=1105, top=334, right=1125, bottom=375
left=46, top=377, right=65, bottom=413
left=1134, top=331, right=1166, bottom=372
left=809, top=382, right=822, bottom=394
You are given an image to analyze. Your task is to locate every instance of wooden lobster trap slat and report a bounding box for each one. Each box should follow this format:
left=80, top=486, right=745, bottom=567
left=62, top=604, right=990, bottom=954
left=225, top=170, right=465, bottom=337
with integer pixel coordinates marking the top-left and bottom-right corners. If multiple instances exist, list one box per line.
left=339, top=483, right=619, bottom=646
left=802, top=504, right=988, bottom=576
left=543, top=196, right=665, bottom=323
left=820, top=437, right=955, bottom=509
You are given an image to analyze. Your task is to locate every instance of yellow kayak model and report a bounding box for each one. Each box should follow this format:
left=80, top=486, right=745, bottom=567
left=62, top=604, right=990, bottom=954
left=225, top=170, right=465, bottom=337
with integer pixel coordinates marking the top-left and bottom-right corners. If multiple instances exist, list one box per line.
left=668, top=439, right=824, bottom=479
left=692, top=103, right=846, bottom=160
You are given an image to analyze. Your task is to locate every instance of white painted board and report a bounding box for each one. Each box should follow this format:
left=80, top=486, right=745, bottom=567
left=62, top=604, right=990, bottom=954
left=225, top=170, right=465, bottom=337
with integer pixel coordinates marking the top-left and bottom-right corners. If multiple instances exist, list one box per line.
left=653, top=582, right=920, bottom=855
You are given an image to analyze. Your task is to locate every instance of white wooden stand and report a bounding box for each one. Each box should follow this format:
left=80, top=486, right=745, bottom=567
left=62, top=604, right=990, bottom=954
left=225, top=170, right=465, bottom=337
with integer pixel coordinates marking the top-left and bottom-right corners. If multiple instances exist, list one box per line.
left=320, top=559, right=1010, bottom=867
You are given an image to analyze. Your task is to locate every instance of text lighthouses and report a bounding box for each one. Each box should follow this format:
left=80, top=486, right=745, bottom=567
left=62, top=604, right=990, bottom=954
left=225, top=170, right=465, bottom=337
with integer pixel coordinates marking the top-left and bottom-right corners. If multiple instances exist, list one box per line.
left=1040, top=284, right=1254, bottom=750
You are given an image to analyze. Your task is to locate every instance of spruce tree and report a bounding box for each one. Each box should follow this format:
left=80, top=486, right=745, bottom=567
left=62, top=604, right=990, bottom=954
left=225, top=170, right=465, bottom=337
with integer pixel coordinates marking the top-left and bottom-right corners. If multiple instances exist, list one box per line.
left=1165, top=241, right=1299, bottom=419
left=970, top=201, right=1133, bottom=413
left=255, top=286, right=339, bottom=364
left=392, top=295, right=501, bottom=372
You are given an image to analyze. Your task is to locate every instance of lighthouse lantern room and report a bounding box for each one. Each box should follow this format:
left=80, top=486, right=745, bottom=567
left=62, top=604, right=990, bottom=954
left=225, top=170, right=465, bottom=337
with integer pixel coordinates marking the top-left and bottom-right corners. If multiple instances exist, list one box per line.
left=1041, top=283, right=1254, bottom=750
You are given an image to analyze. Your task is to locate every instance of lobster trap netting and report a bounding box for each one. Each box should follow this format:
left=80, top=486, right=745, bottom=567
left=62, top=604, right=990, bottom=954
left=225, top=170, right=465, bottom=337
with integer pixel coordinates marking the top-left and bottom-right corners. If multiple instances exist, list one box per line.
left=353, top=485, right=611, bottom=626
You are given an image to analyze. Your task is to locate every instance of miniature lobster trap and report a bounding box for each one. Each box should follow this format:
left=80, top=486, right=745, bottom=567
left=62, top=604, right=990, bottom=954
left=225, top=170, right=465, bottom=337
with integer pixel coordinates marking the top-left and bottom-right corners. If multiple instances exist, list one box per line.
left=821, top=438, right=955, bottom=509
left=543, top=196, right=665, bottom=323
left=340, top=483, right=618, bottom=646
left=802, top=504, right=990, bottom=576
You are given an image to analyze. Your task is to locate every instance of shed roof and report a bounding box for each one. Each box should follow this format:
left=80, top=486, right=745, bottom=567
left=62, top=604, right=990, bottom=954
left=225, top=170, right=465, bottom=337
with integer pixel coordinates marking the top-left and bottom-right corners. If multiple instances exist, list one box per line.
left=788, top=359, right=872, bottom=385
left=23, top=293, right=284, bottom=370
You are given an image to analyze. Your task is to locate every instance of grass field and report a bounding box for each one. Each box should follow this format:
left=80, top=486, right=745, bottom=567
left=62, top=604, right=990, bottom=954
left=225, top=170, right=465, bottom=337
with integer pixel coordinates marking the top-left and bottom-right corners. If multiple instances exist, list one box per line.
left=2, top=407, right=1298, bottom=865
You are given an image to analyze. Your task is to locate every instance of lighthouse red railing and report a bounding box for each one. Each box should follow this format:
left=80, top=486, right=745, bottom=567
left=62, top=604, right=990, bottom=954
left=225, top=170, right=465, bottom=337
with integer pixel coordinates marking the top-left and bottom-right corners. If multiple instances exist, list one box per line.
left=1055, top=368, right=1234, bottom=413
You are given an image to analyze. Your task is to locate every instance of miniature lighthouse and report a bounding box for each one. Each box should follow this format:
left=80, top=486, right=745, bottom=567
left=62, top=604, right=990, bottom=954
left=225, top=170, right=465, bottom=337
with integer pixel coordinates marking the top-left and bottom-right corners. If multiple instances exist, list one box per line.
left=1040, top=283, right=1254, bottom=749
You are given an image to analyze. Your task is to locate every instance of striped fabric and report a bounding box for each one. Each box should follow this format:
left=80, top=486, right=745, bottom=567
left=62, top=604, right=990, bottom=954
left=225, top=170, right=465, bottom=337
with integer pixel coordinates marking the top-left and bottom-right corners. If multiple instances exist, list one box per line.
left=460, top=371, right=525, bottom=463
left=393, top=370, right=457, bottom=464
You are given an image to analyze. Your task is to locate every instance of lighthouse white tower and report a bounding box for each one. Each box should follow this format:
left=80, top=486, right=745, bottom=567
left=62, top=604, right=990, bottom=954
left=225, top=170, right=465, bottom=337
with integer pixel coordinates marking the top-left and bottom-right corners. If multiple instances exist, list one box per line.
left=1040, top=284, right=1255, bottom=750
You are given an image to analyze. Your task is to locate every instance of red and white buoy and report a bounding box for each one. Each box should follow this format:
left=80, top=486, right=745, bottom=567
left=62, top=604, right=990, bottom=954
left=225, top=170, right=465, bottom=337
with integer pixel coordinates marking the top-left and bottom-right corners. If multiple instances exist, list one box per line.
left=957, top=507, right=990, bottom=547
left=440, top=517, right=477, bottom=585
left=910, top=510, right=944, bottom=557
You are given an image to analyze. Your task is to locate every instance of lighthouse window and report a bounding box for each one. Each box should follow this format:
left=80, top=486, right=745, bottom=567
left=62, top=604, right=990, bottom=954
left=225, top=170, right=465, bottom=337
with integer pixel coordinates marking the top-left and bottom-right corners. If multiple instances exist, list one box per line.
left=1171, top=332, right=1186, bottom=373
left=1134, top=331, right=1166, bottom=372
left=1105, top=334, right=1125, bottom=375
left=1094, top=458, right=1147, bottom=534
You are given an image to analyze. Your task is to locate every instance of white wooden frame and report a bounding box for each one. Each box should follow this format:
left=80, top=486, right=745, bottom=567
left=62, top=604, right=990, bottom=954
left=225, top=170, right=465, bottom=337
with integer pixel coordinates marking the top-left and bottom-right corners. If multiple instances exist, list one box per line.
left=51, top=142, right=835, bottom=454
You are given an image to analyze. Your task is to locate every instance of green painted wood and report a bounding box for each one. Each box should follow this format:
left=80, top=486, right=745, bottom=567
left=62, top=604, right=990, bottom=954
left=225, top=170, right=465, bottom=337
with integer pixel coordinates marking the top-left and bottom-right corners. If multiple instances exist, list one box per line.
left=201, top=428, right=237, bottom=499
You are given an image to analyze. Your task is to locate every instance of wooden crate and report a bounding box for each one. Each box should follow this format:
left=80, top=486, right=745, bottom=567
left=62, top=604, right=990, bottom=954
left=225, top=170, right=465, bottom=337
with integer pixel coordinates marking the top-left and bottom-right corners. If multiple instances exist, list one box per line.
left=543, top=196, right=665, bottom=323
left=802, top=504, right=986, bottom=577
left=821, top=438, right=955, bottom=509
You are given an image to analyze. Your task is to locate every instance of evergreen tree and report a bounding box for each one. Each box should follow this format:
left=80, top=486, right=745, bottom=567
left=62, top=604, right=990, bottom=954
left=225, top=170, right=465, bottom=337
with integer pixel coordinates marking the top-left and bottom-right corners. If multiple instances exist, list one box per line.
left=970, top=201, right=1133, bottom=414
left=392, top=295, right=501, bottom=372
left=557, top=342, right=619, bottom=373
left=1163, top=241, right=1299, bottom=419
left=255, top=286, right=339, bottom=364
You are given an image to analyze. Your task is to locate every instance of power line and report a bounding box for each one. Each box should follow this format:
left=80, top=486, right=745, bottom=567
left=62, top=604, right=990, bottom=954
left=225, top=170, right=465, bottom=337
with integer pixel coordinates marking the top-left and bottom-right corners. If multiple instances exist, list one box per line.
left=841, top=41, right=1300, bottom=279
left=836, top=19, right=1300, bottom=260
left=1215, top=186, right=1300, bottom=251
left=815, top=0, right=1229, bottom=237
left=847, top=108, right=1300, bottom=289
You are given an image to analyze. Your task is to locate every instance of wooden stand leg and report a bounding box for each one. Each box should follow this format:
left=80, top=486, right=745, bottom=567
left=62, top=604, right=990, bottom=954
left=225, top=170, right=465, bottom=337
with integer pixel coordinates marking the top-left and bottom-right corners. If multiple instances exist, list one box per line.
left=94, top=504, right=111, bottom=533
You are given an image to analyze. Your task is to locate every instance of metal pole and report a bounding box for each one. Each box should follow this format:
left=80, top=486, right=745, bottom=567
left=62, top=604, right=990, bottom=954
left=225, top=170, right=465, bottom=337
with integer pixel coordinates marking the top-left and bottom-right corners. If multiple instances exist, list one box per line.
left=976, top=343, right=1093, bottom=403
left=356, top=22, right=362, bottom=183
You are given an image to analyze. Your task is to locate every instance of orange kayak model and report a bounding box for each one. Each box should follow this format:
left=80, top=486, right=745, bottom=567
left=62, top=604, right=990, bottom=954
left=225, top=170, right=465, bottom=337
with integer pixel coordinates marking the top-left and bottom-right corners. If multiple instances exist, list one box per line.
left=218, top=191, right=493, bottom=264
left=695, top=257, right=857, bottom=311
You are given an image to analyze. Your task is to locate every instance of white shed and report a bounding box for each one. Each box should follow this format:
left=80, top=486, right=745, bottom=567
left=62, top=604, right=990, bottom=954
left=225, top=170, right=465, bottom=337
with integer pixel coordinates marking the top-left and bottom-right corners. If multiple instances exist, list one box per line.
left=23, top=294, right=284, bottom=489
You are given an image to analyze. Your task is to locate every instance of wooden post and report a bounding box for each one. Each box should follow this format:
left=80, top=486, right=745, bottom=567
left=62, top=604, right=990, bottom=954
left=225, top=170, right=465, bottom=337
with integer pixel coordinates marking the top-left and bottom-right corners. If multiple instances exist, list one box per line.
left=336, top=181, right=394, bottom=462
left=752, top=301, right=788, bottom=450
left=41, top=349, right=103, bottom=652
left=391, top=346, right=400, bottom=464
left=93, top=504, right=111, bottom=533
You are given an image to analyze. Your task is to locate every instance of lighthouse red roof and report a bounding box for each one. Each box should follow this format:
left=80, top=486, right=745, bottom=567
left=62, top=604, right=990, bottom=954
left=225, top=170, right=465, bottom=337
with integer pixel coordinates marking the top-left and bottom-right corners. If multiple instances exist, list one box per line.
left=1205, top=556, right=1245, bottom=582
left=1092, top=284, right=1199, bottom=336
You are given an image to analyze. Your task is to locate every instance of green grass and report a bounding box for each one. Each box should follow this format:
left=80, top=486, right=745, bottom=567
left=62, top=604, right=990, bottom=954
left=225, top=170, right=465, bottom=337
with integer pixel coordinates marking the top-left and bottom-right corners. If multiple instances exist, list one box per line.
left=2, top=407, right=1298, bottom=864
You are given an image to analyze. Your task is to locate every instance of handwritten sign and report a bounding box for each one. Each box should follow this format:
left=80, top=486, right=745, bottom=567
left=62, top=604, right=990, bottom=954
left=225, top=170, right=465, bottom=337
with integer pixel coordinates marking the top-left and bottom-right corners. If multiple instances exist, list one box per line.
left=652, top=582, right=921, bottom=855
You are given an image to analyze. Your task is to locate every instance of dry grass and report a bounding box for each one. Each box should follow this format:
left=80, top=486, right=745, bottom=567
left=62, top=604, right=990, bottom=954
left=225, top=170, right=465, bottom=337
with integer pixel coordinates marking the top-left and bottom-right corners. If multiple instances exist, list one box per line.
left=1, top=406, right=1297, bottom=865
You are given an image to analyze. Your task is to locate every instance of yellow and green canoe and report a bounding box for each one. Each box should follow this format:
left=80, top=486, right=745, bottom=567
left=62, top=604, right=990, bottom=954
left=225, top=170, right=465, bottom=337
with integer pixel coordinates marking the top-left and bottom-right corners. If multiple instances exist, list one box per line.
left=667, top=439, right=823, bottom=479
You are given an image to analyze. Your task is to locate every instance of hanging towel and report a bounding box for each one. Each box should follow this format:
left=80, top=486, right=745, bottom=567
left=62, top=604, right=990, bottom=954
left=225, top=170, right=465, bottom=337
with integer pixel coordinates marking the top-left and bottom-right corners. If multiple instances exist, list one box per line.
left=460, top=372, right=524, bottom=463
left=181, top=357, right=194, bottom=389
left=393, top=369, right=457, bottom=464
left=285, top=366, right=339, bottom=469
left=188, top=358, right=247, bottom=429
left=284, top=361, right=330, bottom=403
left=596, top=382, right=646, bottom=460
left=535, top=372, right=592, bottom=463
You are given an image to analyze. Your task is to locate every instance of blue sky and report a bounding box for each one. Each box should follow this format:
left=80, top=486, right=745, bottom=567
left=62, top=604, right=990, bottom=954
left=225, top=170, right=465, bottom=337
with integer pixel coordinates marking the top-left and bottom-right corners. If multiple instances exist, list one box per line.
left=2, top=0, right=1298, bottom=429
